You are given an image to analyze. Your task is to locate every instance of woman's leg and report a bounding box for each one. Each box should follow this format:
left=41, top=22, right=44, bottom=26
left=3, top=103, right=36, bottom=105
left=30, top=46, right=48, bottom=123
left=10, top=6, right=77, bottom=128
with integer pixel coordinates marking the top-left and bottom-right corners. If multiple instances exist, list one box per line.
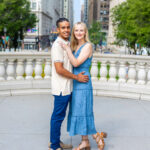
left=73, top=135, right=91, bottom=150
left=82, top=135, right=89, bottom=140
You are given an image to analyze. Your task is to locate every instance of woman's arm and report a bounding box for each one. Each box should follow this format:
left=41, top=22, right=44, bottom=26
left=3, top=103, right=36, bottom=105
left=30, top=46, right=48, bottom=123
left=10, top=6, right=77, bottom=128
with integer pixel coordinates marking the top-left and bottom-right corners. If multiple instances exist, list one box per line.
left=61, top=43, right=92, bottom=67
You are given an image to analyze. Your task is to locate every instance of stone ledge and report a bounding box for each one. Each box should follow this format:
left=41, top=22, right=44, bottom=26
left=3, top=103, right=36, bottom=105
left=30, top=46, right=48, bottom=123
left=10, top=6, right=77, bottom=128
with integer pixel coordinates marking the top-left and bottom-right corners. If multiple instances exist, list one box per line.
left=95, top=90, right=140, bottom=100
left=0, top=79, right=51, bottom=90
left=0, top=80, right=150, bottom=101
left=11, top=89, right=51, bottom=96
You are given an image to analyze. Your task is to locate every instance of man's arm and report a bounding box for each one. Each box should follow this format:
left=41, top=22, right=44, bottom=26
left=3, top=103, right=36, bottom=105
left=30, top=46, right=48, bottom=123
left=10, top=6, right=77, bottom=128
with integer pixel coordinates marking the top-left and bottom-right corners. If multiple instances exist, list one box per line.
left=54, top=62, right=89, bottom=82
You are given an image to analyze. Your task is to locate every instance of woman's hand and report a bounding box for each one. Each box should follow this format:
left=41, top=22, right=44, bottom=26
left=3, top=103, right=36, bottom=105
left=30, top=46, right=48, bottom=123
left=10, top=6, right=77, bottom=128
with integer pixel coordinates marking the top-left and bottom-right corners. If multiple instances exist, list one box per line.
left=59, top=41, right=70, bottom=51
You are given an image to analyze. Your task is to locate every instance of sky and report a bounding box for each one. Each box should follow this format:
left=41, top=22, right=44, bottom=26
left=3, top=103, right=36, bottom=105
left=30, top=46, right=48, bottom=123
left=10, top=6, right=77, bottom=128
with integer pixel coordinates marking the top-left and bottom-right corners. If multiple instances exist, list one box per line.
left=73, top=0, right=84, bottom=23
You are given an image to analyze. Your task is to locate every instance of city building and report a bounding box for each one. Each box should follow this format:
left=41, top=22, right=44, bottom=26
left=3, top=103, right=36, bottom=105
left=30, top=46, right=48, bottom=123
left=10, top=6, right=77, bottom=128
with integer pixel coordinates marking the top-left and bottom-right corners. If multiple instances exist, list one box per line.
left=99, top=0, right=110, bottom=33
left=107, top=0, right=126, bottom=51
left=88, top=0, right=99, bottom=26
left=88, top=0, right=110, bottom=33
left=23, top=0, right=63, bottom=50
left=87, top=0, right=110, bottom=47
left=63, top=0, right=74, bottom=28
left=81, top=4, right=84, bottom=22
left=63, top=0, right=69, bottom=18
left=83, top=0, right=89, bottom=26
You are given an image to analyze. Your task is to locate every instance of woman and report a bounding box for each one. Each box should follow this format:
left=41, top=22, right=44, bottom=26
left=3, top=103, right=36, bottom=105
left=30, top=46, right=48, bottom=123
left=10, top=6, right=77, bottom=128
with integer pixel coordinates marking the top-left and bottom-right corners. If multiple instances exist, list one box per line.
left=60, top=22, right=107, bottom=150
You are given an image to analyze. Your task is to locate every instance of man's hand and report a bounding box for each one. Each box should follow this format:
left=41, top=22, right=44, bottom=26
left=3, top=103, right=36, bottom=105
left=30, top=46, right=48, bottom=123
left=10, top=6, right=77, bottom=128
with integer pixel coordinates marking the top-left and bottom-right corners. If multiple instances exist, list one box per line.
left=76, top=71, right=89, bottom=82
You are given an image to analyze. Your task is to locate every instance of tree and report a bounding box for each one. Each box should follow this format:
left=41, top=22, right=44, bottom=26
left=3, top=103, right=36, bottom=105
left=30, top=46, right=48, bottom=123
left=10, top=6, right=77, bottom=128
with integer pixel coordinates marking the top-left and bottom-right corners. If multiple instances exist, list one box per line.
left=88, top=21, right=106, bottom=50
left=111, top=0, right=150, bottom=54
left=0, top=0, right=37, bottom=49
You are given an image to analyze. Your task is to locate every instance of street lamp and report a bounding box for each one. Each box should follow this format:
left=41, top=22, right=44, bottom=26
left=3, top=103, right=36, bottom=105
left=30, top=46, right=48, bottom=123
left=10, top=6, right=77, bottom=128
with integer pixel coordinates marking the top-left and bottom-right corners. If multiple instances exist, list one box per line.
left=3, top=27, right=7, bottom=51
left=17, top=31, right=21, bottom=51
left=37, top=1, right=40, bottom=51
left=124, top=40, right=127, bottom=55
left=35, top=36, right=39, bottom=51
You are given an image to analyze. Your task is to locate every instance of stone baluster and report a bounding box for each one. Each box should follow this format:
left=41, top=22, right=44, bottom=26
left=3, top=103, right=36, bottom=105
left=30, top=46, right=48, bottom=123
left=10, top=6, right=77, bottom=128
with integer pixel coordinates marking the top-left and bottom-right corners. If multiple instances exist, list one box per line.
left=35, top=59, right=43, bottom=79
left=0, top=59, right=6, bottom=81
left=147, top=63, right=150, bottom=85
left=44, top=58, right=51, bottom=79
left=16, top=59, right=24, bottom=80
left=6, top=59, right=15, bottom=80
left=25, top=59, right=33, bottom=80
left=99, top=60, right=107, bottom=82
left=90, top=60, right=98, bottom=81
left=127, top=61, right=136, bottom=84
left=108, top=60, right=117, bottom=82
left=137, top=62, right=146, bottom=84
left=118, top=61, right=127, bottom=83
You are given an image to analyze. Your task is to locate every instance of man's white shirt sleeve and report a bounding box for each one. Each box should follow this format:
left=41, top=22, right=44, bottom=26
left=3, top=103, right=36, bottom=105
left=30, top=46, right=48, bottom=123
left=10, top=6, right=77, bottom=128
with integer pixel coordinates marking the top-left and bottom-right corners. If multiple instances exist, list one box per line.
left=52, top=43, right=64, bottom=63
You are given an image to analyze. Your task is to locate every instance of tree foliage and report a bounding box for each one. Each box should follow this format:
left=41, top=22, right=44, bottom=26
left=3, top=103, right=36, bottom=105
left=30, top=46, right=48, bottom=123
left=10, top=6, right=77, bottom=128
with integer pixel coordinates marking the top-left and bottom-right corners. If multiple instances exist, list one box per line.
left=111, top=0, right=150, bottom=54
left=0, top=0, right=37, bottom=49
left=88, top=21, right=106, bottom=50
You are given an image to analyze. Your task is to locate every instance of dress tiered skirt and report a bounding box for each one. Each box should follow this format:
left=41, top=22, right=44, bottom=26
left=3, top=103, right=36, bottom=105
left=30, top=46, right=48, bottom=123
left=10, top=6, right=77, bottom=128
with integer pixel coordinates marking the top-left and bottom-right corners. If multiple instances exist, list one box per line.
left=67, top=89, right=97, bottom=136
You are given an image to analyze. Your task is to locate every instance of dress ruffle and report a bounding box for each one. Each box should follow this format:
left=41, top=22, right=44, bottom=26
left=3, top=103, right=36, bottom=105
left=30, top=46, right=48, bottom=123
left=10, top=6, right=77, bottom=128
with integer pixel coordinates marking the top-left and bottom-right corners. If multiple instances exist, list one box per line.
left=67, top=114, right=97, bottom=136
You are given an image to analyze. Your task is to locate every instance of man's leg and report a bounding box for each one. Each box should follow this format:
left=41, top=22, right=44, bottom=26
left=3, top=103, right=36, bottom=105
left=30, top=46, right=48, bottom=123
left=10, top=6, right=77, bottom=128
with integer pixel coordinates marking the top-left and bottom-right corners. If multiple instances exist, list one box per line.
left=50, top=94, right=71, bottom=150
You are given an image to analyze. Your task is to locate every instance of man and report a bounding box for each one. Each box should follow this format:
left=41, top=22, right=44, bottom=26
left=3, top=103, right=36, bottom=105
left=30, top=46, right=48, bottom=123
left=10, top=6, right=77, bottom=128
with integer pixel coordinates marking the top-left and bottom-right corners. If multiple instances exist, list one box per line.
left=50, top=18, right=89, bottom=150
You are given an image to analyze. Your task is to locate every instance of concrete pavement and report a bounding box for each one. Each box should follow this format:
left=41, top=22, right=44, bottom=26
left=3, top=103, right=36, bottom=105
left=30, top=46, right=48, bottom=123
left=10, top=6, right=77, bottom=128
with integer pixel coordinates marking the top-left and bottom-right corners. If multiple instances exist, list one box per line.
left=0, top=94, right=150, bottom=150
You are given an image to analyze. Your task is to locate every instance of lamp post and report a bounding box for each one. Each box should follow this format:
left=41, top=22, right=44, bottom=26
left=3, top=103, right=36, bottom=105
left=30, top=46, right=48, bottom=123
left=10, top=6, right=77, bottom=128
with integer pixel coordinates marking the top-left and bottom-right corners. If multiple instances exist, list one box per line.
left=37, top=0, right=40, bottom=51
left=4, top=27, right=7, bottom=51
left=35, top=36, right=39, bottom=51
left=17, top=31, right=21, bottom=51
left=124, top=40, right=127, bottom=55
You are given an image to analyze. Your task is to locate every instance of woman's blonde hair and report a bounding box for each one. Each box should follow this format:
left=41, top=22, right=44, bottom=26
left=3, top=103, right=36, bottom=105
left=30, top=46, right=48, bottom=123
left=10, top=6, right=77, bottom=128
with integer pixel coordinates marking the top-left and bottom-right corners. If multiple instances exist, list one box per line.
left=70, top=22, right=90, bottom=51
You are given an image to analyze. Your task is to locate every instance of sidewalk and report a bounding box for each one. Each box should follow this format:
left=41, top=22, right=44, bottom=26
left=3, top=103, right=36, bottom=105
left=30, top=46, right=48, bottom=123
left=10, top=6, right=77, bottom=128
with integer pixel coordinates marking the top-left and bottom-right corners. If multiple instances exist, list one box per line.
left=0, top=94, right=150, bottom=150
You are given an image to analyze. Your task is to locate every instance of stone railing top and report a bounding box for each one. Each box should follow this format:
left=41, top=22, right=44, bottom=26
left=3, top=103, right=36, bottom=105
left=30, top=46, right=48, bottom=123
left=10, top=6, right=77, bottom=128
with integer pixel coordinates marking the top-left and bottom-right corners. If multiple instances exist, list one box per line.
left=0, top=51, right=149, bottom=63
left=0, top=52, right=51, bottom=60
left=93, top=52, right=150, bottom=63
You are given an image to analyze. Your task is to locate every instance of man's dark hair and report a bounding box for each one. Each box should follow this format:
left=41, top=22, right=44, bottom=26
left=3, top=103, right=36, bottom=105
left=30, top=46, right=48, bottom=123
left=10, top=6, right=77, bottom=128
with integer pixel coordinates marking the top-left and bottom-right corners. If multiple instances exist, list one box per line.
left=56, top=18, right=69, bottom=28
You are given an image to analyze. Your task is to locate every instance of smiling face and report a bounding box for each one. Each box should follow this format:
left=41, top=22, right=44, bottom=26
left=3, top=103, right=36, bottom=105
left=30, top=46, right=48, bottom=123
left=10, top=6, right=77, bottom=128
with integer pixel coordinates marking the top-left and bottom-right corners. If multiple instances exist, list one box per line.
left=74, top=24, right=86, bottom=41
left=57, top=21, right=70, bottom=41
left=70, top=22, right=90, bottom=50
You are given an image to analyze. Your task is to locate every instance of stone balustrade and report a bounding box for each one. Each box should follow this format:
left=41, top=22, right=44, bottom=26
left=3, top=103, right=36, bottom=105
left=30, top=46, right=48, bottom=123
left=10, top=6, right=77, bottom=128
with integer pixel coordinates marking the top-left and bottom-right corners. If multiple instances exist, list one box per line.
left=0, top=52, right=51, bottom=96
left=91, top=52, right=150, bottom=101
left=0, top=52, right=150, bottom=101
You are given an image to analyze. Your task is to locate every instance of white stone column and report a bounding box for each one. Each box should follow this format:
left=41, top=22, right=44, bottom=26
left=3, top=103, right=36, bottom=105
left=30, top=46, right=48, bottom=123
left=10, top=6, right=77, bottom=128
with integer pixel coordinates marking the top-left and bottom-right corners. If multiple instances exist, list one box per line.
left=91, top=60, right=98, bottom=81
left=6, top=59, right=15, bottom=80
left=137, top=62, right=146, bottom=84
left=25, top=59, right=33, bottom=80
left=147, top=64, right=150, bottom=85
left=16, top=59, right=24, bottom=80
left=108, top=61, right=117, bottom=82
left=0, top=59, right=6, bottom=81
left=118, top=61, right=127, bottom=83
left=35, top=59, right=43, bottom=80
left=44, top=58, right=51, bottom=79
left=127, top=61, right=136, bottom=84
left=99, top=60, right=107, bottom=82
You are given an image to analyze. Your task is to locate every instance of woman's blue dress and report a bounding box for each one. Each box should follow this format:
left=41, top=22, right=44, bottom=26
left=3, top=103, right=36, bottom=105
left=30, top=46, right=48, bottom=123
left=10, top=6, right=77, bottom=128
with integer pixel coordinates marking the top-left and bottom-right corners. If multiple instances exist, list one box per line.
left=67, top=43, right=97, bottom=136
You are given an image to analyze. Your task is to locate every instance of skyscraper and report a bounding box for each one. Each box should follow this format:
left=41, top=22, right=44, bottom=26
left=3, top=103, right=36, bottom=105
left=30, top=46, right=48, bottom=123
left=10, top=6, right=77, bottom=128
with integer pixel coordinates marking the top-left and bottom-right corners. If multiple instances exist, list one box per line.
left=88, top=0, right=99, bottom=26
left=23, top=0, right=63, bottom=50
left=63, top=0, right=74, bottom=28
left=84, top=0, right=89, bottom=26
left=88, top=0, right=110, bottom=33
left=81, top=4, right=84, bottom=22
left=99, top=0, right=110, bottom=32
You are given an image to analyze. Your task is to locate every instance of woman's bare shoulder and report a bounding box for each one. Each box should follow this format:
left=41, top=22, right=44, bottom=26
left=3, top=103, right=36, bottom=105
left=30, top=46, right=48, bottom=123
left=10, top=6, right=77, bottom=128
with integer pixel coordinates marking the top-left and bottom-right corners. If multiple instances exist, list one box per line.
left=84, top=42, right=92, bottom=50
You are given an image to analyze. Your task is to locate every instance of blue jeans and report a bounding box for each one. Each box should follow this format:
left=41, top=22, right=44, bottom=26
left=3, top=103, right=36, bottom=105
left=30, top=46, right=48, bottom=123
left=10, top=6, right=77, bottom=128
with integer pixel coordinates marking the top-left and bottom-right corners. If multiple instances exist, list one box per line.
left=50, top=93, right=72, bottom=150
